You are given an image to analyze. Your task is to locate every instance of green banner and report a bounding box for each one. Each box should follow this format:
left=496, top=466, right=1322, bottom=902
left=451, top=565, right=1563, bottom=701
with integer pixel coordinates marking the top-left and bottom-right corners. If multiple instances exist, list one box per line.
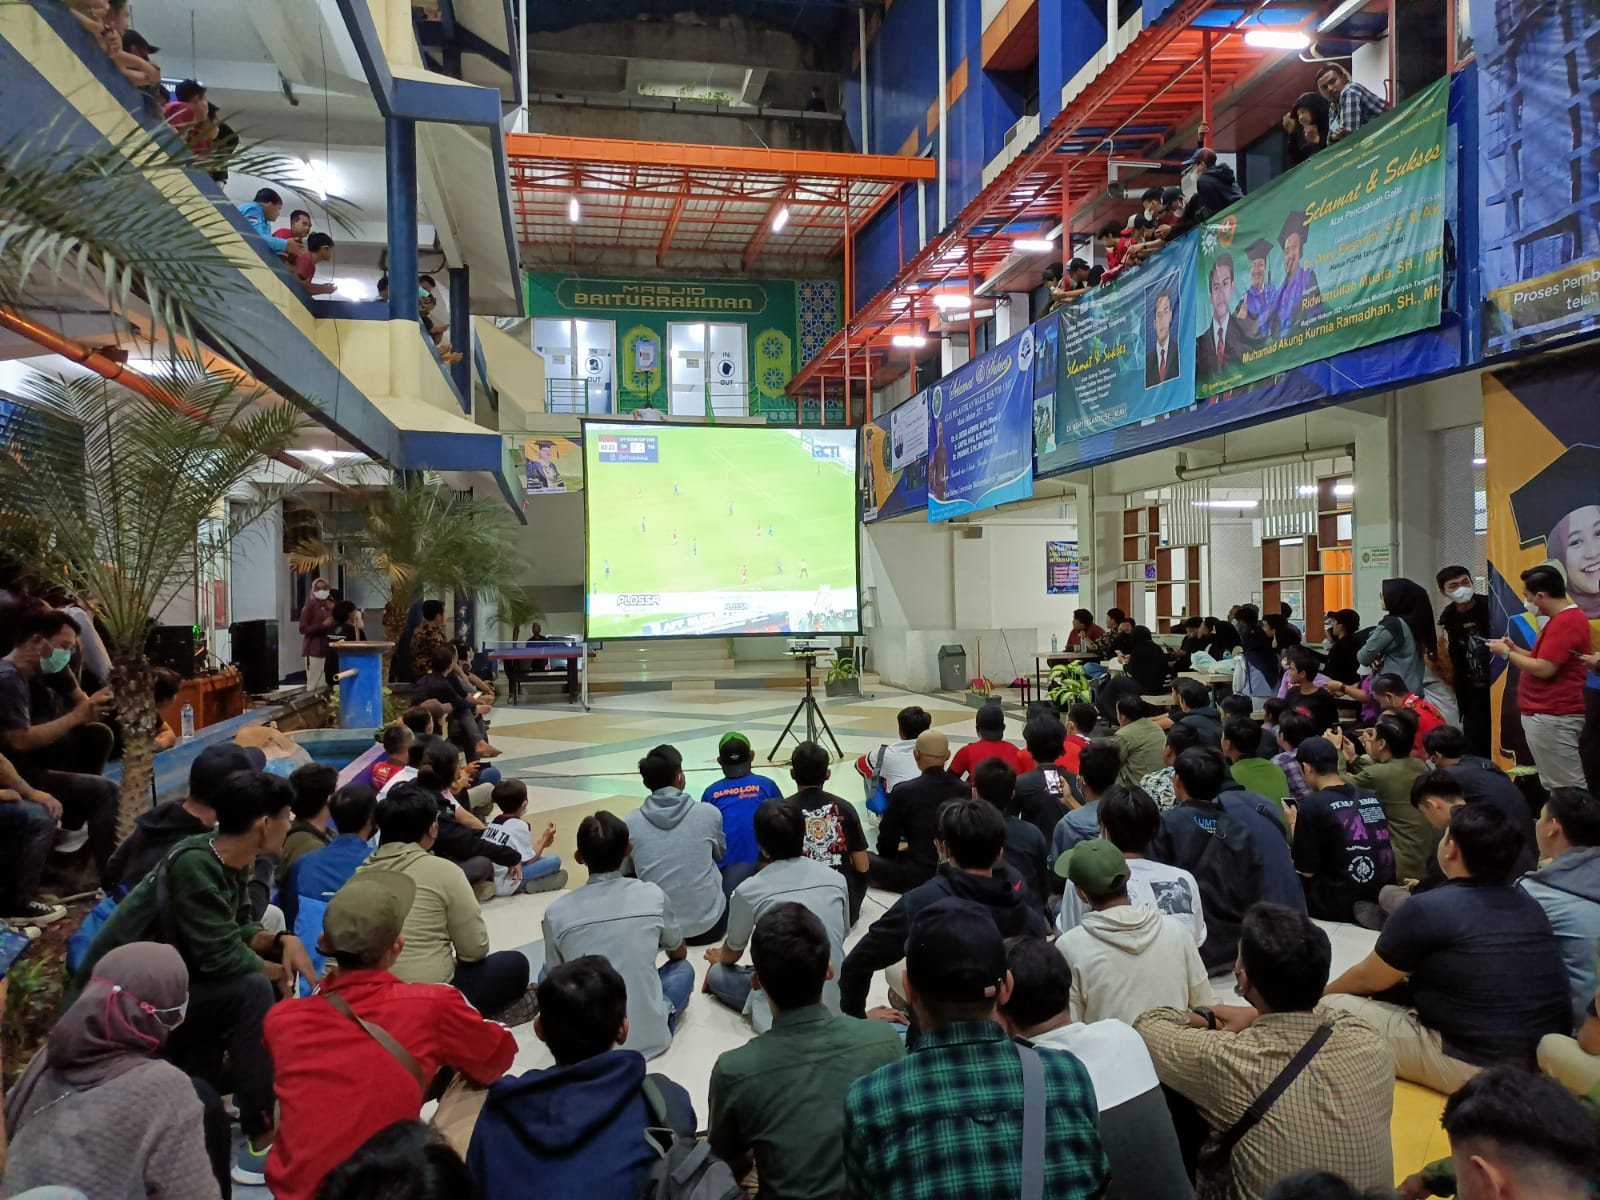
left=1194, top=75, right=1449, bottom=396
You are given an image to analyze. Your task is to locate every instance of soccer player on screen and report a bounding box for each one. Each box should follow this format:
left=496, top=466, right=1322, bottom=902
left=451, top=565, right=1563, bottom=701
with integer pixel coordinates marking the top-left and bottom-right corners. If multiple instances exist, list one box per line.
left=799, top=558, right=809, bottom=578
left=777, top=559, right=783, bottom=575
left=672, top=529, right=678, bottom=546
left=674, top=482, right=679, bottom=494
left=740, top=564, right=748, bottom=584
left=603, top=560, right=610, bottom=578
left=692, top=540, right=698, bottom=558
left=640, top=517, right=647, bottom=534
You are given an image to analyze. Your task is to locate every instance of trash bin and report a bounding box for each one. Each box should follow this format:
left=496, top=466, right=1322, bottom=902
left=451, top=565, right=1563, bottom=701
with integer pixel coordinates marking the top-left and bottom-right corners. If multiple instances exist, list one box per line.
left=937, top=644, right=968, bottom=692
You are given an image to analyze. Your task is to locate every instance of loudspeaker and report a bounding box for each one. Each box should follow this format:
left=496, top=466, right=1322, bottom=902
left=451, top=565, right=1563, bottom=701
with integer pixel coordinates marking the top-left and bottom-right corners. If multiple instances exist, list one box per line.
left=146, top=625, right=200, bottom=678
left=230, top=618, right=279, bottom=694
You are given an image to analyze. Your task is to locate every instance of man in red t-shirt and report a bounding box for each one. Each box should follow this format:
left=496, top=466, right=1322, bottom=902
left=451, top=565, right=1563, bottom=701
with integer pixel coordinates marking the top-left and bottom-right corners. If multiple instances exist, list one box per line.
left=949, top=702, right=1028, bottom=782
left=1489, top=563, right=1592, bottom=788
left=260, top=871, right=517, bottom=1200
left=1065, top=609, right=1105, bottom=652
left=289, top=232, right=337, bottom=296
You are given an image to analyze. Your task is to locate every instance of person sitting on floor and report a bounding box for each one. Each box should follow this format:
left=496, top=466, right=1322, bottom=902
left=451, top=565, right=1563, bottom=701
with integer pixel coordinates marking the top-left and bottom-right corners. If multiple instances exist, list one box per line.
left=0, top=746, right=68, bottom=927
left=1222, top=718, right=1292, bottom=814
left=0, top=608, right=119, bottom=882
left=1277, top=646, right=1340, bottom=733
left=1137, top=903, right=1396, bottom=1200
left=787, top=739, right=870, bottom=925
left=468, top=957, right=697, bottom=1198
left=869, top=729, right=970, bottom=894
left=412, top=644, right=499, bottom=768
left=1331, top=710, right=1432, bottom=888
left=71, top=769, right=314, bottom=1186
left=1519, top=787, right=1600, bottom=1025
left=1322, top=803, right=1571, bottom=1093
left=1114, top=695, right=1168, bottom=787
left=950, top=701, right=1028, bottom=781
left=276, top=763, right=338, bottom=892
left=411, top=740, right=519, bottom=900
left=841, top=797, right=1046, bottom=1021
left=1056, top=838, right=1209, bottom=1025
left=542, top=811, right=693, bottom=1060
left=841, top=897, right=1110, bottom=1200
left=1015, top=710, right=1082, bottom=844
left=1271, top=710, right=1320, bottom=805
left=704, top=797, right=850, bottom=1031
left=973, top=759, right=1050, bottom=914
left=355, top=782, right=531, bottom=1023
left=1422, top=724, right=1540, bottom=876
left=261, top=872, right=517, bottom=1200
left=1056, top=775, right=1205, bottom=946
left=1140, top=722, right=1202, bottom=810
left=1049, top=738, right=1132, bottom=863
left=856, top=705, right=934, bottom=801
left=478, top=779, right=566, bottom=896
left=3, top=943, right=222, bottom=1200
left=998, top=935, right=1189, bottom=1200
left=1288, top=736, right=1395, bottom=922
left=1172, top=678, right=1224, bottom=747
left=1400, top=1066, right=1600, bottom=1200
left=626, top=743, right=728, bottom=945
left=103, top=742, right=265, bottom=893
left=709, top=903, right=905, bottom=1198
left=284, top=782, right=377, bottom=965
left=368, top=724, right=414, bottom=791
left=700, top=731, right=783, bottom=894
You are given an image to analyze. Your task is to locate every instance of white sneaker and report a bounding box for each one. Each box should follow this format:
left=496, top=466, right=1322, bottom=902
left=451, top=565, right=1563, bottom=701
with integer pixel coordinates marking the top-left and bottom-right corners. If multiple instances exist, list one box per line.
left=53, top=825, right=89, bottom=855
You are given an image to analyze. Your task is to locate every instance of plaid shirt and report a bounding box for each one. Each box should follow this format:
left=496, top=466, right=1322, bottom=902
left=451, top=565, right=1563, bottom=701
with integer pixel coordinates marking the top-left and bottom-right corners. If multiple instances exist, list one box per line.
left=843, top=1020, right=1108, bottom=1200
left=1333, top=80, right=1388, bottom=137
left=1136, top=1007, right=1395, bottom=1200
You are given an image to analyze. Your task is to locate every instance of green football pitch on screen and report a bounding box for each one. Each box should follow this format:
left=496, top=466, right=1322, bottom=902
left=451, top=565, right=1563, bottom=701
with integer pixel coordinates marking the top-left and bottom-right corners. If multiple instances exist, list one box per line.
left=582, top=422, right=860, bottom=639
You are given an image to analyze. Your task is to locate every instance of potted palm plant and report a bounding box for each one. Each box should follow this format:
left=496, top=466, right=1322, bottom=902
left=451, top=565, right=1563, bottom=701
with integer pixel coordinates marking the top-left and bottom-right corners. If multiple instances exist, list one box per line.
left=1047, top=662, right=1093, bottom=712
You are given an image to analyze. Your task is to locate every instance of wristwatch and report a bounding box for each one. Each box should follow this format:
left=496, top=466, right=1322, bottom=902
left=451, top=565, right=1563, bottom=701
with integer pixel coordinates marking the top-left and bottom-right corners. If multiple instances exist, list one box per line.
left=1192, top=1006, right=1218, bottom=1030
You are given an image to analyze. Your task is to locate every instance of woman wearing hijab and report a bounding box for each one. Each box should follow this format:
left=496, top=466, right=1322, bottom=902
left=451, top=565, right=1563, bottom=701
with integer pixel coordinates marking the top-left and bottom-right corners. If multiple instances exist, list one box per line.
left=4, top=943, right=221, bottom=1200
left=1203, top=615, right=1240, bottom=660
left=1118, top=625, right=1170, bottom=694
left=1351, top=578, right=1434, bottom=694
left=1234, top=604, right=1280, bottom=696
left=1283, top=90, right=1331, bottom=166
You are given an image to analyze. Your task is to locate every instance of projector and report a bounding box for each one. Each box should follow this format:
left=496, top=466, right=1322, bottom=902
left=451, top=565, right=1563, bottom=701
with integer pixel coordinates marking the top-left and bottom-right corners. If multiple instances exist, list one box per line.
left=787, top=639, right=831, bottom=655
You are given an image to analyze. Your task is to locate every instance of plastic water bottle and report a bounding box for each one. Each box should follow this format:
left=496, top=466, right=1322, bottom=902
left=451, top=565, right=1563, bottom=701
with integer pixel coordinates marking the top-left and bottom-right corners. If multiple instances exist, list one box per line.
left=180, top=702, right=195, bottom=744
left=1050, top=634, right=1058, bottom=652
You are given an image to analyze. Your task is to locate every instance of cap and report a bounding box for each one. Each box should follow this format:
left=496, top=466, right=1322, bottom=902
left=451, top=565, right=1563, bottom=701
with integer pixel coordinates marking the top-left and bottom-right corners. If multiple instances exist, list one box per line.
left=123, top=29, right=159, bottom=53
left=189, top=743, right=267, bottom=805
left=904, top=897, right=1007, bottom=1003
left=1278, top=210, right=1311, bottom=246
left=322, top=872, right=416, bottom=964
left=1245, top=237, right=1274, bottom=263
left=718, top=731, right=753, bottom=760
left=1508, top=445, right=1600, bottom=548
left=1042, top=261, right=1064, bottom=281
left=536, top=439, right=554, bottom=449
left=1056, top=838, right=1130, bottom=895
left=1067, top=257, right=1089, bottom=272
left=915, top=730, right=950, bottom=760
left=1182, top=146, right=1210, bottom=167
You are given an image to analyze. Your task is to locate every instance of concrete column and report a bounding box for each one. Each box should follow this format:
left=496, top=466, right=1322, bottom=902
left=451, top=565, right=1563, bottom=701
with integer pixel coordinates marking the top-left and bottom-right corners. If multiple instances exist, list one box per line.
left=941, top=333, right=969, bottom=375
left=1346, top=397, right=1396, bottom=619
left=993, top=293, right=1032, bottom=342
left=386, top=118, right=419, bottom=323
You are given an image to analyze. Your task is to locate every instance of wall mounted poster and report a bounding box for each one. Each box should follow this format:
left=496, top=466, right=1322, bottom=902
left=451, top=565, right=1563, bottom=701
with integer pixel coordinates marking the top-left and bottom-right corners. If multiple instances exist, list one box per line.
left=926, top=329, right=1036, bottom=522
left=1195, top=75, right=1450, bottom=396
left=1046, top=541, right=1079, bottom=594
left=523, top=434, right=583, bottom=494
left=863, top=398, right=929, bottom=522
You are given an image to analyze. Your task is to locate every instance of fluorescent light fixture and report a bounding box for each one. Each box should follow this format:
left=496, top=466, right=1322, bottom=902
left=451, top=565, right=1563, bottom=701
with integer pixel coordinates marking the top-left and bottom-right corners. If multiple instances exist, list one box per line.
left=1244, top=28, right=1312, bottom=49
left=295, top=157, right=341, bottom=201
left=568, top=196, right=581, bottom=223
left=931, top=294, right=972, bottom=310
left=1472, top=456, right=1488, bottom=466
left=1191, top=498, right=1259, bottom=509
left=1297, top=484, right=1318, bottom=496
left=1333, top=481, right=1355, bottom=497
left=330, top=278, right=367, bottom=299
left=891, top=335, right=927, bottom=348
left=771, top=206, right=791, bottom=233
left=1317, top=0, right=1369, bottom=33
left=1013, top=238, right=1058, bottom=253
left=294, top=448, right=366, bottom=465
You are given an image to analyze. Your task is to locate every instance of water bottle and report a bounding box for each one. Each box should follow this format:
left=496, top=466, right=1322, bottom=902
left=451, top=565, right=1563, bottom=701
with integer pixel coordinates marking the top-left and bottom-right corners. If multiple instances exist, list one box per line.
left=180, top=701, right=195, bottom=744
left=1050, top=634, right=1058, bottom=652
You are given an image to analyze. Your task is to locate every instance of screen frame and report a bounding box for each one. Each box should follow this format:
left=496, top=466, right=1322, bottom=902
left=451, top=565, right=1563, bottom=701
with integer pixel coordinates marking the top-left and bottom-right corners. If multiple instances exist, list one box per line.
left=578, top=417, right=864, bottom=642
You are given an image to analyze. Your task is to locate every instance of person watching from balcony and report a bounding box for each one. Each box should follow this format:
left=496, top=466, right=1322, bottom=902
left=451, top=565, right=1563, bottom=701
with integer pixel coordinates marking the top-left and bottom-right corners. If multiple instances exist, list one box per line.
left=163, top=79, right=209, bottom=148
left=1316, top=62, right=1389, bottom=141
left=1131, top=186, right=1165, bottom=233
left=293, top=233, right=337, bottom=297
left=1283, top=91, right=1331, bottom=166
left=274, top=210, right=313, bottom=242
left=238, top=188, right=306, bottom=259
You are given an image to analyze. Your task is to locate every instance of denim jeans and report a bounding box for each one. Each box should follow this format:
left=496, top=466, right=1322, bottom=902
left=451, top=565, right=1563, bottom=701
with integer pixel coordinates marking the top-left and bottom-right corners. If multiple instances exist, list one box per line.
left=454, top=950, right=531, bottom=1017
left=519, top=855, right=562, bottom=885
left=0, top=799, right=57, bottom=913
left=705, top=962, right=754, bottom=1016
left=659, top=958, right=695, bottom=1033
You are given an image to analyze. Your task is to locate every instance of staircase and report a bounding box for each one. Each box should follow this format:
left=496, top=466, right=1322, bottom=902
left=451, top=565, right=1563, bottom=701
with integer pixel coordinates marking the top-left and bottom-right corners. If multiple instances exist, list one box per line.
left=589, top=638, right=806, bottom=692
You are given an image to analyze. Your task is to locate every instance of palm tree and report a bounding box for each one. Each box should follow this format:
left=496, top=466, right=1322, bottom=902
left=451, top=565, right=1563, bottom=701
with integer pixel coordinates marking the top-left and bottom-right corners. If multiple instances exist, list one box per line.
left=287, top=481, right=536, bottom=677
left=0, top=368, right=309, bottom=832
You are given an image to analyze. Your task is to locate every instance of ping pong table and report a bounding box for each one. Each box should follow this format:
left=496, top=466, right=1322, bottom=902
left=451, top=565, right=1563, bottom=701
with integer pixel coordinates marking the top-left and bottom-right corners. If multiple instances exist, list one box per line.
left=486, top=640, right=595, bottom=710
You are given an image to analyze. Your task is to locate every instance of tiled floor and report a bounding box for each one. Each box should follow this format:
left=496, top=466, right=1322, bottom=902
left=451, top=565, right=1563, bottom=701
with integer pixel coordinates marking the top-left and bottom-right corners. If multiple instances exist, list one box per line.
left=235, top=683, right=1447, bottom=1196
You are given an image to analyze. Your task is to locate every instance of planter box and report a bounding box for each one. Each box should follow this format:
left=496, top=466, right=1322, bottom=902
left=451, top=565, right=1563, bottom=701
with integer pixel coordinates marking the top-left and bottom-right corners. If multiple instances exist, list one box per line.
left=965, top=692, right=997, bottom=709
left=825, top=677, right=860, bottom=698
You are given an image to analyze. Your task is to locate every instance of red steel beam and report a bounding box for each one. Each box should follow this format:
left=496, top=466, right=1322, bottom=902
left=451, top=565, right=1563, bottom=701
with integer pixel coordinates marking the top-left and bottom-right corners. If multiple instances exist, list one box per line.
left=657, top=181, right=690, bottom=267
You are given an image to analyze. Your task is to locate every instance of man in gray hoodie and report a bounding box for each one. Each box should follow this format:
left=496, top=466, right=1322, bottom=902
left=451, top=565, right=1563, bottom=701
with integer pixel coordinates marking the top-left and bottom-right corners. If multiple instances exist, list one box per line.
left=626, top=744, right=728, bottom=944
left=1520, top=787, right=1600, bottom=1024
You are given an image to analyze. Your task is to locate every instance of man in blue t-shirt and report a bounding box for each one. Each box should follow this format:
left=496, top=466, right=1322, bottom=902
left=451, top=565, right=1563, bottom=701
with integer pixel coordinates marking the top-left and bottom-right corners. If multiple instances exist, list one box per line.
left=701, top=732, right=784, bottom=893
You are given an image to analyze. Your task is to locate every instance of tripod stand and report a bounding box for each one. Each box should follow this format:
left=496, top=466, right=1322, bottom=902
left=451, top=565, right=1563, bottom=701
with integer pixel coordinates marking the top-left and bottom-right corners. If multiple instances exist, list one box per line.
left=769, top=652, right=843, bottom=760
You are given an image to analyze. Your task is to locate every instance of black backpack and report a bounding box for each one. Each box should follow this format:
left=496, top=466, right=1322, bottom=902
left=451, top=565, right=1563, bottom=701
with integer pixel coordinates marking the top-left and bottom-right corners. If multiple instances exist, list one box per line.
left=1173, top=802, right=1262, bottom=973
left=636, top=1077, right=743, bottom=1200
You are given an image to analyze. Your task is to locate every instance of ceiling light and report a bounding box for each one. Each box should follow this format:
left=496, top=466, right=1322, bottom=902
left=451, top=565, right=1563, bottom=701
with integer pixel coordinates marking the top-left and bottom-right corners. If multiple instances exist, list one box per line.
left=294, top=448, right=366, bottom=465
left=1013, top=239, right=1058, bottom=253
left=568, top=196, right=581, bottom=223
left=1297, top=484, right=1318, bottom=496
left=931, top=294, right=972, bottom=310
left=1191, top=498, right=1259, bottom=509
left=295, top=157, right=341, bottom=201
left=1333, top=481, right=1355, bottom=497
left=892, top=335, right=927, bottom=348
left=1472, top=456, right=1487, bottom=466
left=1244, top=28, right=1312, bottom=49
left=771, top=206, right=791, bottom=233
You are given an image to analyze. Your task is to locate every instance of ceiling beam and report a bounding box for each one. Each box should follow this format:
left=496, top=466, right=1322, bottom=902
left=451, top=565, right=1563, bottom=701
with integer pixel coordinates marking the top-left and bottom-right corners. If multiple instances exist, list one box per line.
left=741, top=191, right=792, bottom=270
left=657, top=182, right=690, bottom=267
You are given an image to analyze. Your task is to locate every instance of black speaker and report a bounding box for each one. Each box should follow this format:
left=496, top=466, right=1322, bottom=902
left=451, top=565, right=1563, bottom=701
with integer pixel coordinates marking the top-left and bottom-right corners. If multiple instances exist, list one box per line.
left=230, top=618, right=279, bottom=694
left=146, top=624, right=200, bottom=678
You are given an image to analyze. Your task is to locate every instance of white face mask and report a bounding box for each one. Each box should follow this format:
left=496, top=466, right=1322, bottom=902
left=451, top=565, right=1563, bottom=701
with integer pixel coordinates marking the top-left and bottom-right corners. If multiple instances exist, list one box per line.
left=1447, top=585, right=1474, bottom=605
left=1524, top=596, right=1540, bottom=614
left=313, top=588, right=330, bottom=600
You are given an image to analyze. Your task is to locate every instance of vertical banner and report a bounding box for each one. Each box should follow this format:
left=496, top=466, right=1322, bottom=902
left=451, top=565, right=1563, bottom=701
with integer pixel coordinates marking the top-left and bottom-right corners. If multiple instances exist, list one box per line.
left=1195, top=75, right=1450, bottom=396
left=926, top=328, right=1037, bottom=522
left=1472, top=0, right=1600, bottom=353
left=1482, top=351, right=1600, bottom=764
left=862, top=396, right=930, bottom=521
left=1046, top=541, right=1079, bottom=594
left=522, top=434, right=583, bottom=494
left=1036, top=235, right=1198, bottom=476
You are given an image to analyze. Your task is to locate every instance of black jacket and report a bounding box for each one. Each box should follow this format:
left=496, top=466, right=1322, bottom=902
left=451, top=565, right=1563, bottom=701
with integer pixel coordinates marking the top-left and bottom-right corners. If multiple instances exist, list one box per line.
left=433, top=809, right=520, bottom=869
left=104, top=801, right=209, bottom=892
left=1444, top=757, right=1538, bottom=877
left=1194, top=163, right=1244, bottom=218
left=876, top=767, right=969, bottom=878
left=1177, top=706, right=1224, bottom=747
left=839, top=864, right=1047, bottom=1016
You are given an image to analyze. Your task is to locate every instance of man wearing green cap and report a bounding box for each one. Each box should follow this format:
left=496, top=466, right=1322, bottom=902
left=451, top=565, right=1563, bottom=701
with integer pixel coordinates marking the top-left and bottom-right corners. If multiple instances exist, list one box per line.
left=701, top=731, right=784, bottom=894
left=261, top=871, right=517, bottom=1200
left=1056, top=838, right=1209, bottom=1025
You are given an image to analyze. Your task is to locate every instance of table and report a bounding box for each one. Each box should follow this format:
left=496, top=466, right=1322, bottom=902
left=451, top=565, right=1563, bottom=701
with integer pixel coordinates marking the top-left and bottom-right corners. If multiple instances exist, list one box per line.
left=159, top=669, right=243, bottom=734
left=1033, top=649, right=1098, bottom=697
left=1179, top=670, right=1234, bottom=687
left=487, top=641, right=595, bottom=709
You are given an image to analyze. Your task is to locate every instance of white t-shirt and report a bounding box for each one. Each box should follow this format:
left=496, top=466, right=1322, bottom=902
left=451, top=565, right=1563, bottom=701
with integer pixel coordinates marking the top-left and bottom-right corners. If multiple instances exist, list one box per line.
left=869, top=739, right=921, bottom=794
left=1056, top=855, right=1207, bottom=947
left=376, top=768, right=457, bottom=813
left=482, top=816, right=536, bottom=896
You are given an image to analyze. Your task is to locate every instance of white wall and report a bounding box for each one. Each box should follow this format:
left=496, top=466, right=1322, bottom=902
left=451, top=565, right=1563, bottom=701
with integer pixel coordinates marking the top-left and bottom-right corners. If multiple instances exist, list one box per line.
left=227, top=501, right=301, bottom=680
left=1208, top=517, right=1262, bottom=613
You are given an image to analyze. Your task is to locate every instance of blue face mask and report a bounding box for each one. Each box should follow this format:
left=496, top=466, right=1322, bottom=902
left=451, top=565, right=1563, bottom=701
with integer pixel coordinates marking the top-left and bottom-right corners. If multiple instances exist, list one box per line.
left=41, top=647, right=72, bottom=674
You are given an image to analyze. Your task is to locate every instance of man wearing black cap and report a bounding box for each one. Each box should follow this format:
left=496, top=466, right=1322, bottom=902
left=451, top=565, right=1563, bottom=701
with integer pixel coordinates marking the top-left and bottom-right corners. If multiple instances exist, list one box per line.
left=842, top=897, right=1109, bottom=1200
left=103, top=741, right=267, bottom=891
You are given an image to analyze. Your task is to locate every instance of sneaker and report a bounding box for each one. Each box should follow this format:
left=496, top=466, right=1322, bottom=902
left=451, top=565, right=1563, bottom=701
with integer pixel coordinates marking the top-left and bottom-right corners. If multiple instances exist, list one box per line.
left=2, top=900, right=65, bottom=927
left=520, top=869, right=569, bottom=895
left=1351, top=901, right=1384, bottom=931
left=53, top=824, right=89, bottom=855
left=472, top=878, right=497, bottom=903
left=491, top=983, right=540, bottom=1027
left=231, top=1139, right=270, bottom=1185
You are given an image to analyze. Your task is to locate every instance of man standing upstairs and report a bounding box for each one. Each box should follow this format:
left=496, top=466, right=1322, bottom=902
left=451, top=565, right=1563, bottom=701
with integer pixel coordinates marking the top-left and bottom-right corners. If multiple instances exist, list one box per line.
left=1316, top=62, right=1388, bottom=140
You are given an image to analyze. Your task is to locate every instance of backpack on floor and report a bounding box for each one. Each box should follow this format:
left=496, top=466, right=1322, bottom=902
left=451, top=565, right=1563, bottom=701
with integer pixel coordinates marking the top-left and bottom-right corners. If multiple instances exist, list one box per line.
left=67, top=887, right=124, bottom=975
left=637, top=1077, right=743, bottom=1200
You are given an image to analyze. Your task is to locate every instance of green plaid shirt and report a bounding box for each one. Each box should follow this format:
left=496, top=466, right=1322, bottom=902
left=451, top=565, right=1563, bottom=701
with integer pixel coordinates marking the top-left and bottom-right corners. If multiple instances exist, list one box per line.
left=843, top=1020, right=1109, bottom=1200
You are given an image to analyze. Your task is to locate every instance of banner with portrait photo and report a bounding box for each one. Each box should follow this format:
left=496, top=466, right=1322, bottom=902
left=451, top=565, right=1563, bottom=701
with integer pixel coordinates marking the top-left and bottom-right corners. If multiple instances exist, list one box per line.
left=862, top=397, right=930, bottom=522
left=1036, top=236, right=1198, bottom=476
left=1195, top=75, right=1450, bottom=396
left=522, top=434, right=583, bottom=495
left=1481, top=350, right=1600, bottom=766
left=926, top=329, right=1036, bottom=522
